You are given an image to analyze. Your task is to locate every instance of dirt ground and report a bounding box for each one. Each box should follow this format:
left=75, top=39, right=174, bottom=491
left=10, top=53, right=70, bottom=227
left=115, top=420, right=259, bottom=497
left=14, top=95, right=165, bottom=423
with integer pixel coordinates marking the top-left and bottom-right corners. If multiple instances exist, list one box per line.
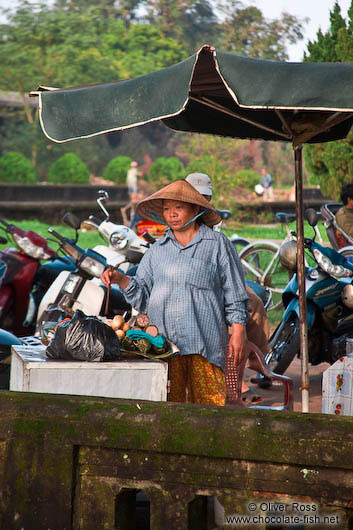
left=243, top=356, right=330, bottom=414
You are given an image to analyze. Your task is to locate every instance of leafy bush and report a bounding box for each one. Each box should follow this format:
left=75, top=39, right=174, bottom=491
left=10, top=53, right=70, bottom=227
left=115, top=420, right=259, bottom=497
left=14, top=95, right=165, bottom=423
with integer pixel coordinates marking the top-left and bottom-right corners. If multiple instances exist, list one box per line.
left=102, top=156, right=133, bottom=184
left=234, top=169, right=260, bottom=190
left=185, top=155, right=225, bottom=182
left=0, top=151, right=37, bottom=184
left=148, top=157, right=185, bottom=187
left=48, top=153, right=90, bottom=184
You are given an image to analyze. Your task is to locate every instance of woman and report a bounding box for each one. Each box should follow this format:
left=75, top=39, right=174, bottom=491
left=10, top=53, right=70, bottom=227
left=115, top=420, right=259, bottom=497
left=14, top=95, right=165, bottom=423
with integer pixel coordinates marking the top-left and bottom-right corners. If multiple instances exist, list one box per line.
left=101, top=179, right=249, bottom=406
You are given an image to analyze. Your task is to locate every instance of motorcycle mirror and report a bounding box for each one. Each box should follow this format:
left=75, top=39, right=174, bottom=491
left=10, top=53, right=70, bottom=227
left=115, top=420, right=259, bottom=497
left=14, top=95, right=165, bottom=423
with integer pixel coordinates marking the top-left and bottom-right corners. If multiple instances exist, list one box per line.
left=98, top=189, right=109, bottom=200
left=63, top=212, right=81, bottom=230
left=305, top=208, right=319, bottom=227
left=97, top=189, right=110, bottom=221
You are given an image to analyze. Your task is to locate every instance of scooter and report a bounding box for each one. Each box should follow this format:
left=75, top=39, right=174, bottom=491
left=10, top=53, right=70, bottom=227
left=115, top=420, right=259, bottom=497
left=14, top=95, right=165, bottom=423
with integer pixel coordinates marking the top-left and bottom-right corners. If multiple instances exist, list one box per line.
left=80, top=189, right=150, bottom=273
left=257, top=208, right=353, bottom=387
left=36, top=213, right=135, bottom=336
left=0, top=218, right=57, bottom=336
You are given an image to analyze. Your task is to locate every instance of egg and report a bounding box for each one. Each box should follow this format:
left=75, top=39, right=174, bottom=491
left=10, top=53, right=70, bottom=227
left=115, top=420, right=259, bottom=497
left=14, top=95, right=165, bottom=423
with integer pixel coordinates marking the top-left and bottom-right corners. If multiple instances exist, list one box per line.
left=116, top=329, right=125, bottom=340
left=111, top=315, right=124, bottom=331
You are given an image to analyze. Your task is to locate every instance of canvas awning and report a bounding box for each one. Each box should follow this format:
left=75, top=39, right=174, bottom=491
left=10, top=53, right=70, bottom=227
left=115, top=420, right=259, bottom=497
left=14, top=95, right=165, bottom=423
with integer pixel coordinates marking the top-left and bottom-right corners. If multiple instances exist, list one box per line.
left=32, top=45, right=353, bottom=145
left=31, top=45, right=353, bottom=412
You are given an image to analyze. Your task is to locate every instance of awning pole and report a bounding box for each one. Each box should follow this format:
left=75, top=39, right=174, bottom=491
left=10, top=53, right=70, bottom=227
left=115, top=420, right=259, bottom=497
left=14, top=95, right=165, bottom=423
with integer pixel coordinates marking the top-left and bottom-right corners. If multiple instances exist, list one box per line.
left=294, top=145, right=309, bottom=413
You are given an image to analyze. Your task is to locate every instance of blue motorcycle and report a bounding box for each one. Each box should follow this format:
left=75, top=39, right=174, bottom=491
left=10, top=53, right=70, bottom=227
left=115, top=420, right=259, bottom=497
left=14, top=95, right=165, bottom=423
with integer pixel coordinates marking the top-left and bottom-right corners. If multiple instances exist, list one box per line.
left=259, top=208, right=353, bottom=387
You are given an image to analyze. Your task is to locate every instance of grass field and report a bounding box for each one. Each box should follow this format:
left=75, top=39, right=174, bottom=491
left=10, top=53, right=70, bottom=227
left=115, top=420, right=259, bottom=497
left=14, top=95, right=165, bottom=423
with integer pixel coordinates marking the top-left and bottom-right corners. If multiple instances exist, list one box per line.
left=0, top=219, right=104, bottom=252
left=222, top=220, right=328, bottom=242
left=0, top=218, right=328, bottom=250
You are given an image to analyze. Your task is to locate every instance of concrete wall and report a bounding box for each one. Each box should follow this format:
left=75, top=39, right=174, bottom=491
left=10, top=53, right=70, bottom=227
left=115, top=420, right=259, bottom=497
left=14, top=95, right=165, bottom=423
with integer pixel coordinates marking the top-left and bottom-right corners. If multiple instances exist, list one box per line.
left=0, top=185, right=129, bottom=223
left=0, top=391, right=352, bottom=529
left=0, top=185, right=332, bottom=224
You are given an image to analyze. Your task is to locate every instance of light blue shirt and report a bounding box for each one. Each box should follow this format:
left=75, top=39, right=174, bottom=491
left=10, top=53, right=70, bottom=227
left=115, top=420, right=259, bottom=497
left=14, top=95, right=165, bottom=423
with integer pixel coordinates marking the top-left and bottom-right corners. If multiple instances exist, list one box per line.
left=122, top=223, right=249, bottom=370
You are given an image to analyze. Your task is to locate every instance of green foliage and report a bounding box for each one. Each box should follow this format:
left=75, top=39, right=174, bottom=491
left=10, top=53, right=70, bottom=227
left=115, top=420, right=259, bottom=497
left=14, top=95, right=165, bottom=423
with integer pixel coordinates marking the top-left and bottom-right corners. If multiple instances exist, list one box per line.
left=0, top=151, right=37, bottom=184
left=0, top=3, right=185, bottom=92
left=305, top=132, right=353, bottom=200
left=0, top=2, right=185, bottom=176
left=234, top=169, right=260, bottom=190
left=303, top=2, right=353, bottom=199
left=185, top=155, right=236, bottom=208
left=145, top=0, right=218, bottom=55
left=216, top=3, right=307, bottom=60
left=148, top=157, right=185, bottom=187
left=0, top=0, right=308, bottom=181
left=48, top=153, right=90, bottom=184
left=102, top=156, right=133, bottom=184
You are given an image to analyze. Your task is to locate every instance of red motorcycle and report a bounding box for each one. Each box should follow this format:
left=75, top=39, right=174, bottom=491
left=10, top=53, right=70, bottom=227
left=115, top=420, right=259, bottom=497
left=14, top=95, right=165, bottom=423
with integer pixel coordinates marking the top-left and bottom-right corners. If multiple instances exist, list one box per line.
left=0, top=218, right=55, bottom=336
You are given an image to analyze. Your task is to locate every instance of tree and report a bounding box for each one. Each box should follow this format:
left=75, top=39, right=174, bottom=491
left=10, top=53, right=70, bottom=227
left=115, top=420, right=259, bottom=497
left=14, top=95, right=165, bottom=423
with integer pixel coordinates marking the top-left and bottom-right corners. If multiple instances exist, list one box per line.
left=175, top=133, right=295, bottom=191
left=143, top=0, right=218, bottom=54
left=213, top=1, right=307, bottom=60
left=142, top=0, right=306, bottom=58
left=53, top=0, right=142, bottom=25
left=303, top=1, right=353, bottom=199
left=0, top=0, right=308, bottom=182
left=0, top=3, right=185, bottom=92
left=0, top=1, right=185, bottom=174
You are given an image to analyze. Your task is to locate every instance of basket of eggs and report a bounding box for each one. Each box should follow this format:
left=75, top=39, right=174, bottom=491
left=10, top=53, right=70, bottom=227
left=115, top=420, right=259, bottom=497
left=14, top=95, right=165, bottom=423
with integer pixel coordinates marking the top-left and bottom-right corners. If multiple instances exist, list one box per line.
left=105, top=313, right=178, bottom=359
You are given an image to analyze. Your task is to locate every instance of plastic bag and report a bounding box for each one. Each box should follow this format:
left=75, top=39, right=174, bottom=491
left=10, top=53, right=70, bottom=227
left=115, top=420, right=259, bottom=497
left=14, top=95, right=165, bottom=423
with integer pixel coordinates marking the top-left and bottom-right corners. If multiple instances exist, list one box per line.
left=46, top=309, right=121, bottom=361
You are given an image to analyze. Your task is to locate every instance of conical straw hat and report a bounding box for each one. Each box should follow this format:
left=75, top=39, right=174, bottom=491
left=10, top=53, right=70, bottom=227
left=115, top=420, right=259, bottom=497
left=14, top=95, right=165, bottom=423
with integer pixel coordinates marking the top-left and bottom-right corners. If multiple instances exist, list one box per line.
left=136, top=179, right=221, bottom=227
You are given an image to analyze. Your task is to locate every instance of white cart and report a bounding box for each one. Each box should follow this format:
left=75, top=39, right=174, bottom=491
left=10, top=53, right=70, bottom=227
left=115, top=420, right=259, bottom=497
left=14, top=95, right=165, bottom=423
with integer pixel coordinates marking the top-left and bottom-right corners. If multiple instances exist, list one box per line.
left=10, top=344, right=168, bottom=401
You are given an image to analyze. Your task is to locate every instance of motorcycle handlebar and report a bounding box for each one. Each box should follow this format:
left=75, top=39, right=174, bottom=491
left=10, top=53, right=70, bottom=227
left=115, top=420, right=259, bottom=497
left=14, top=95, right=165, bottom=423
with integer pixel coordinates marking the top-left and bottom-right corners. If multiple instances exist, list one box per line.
left=48, top=227, right=66, bottom=242
left=0, top=218, right=13, bottom=231
left=143, top=232, right=156, bottom=244
left=88, top=215, right=102, bottom=226
left=48, top=227, right=83, bottom=261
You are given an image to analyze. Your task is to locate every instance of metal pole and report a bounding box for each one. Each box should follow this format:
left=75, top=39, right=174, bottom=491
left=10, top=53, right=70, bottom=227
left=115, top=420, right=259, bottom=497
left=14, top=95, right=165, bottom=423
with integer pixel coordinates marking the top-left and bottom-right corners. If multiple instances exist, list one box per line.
left=294, top=145, right=310, bottom=413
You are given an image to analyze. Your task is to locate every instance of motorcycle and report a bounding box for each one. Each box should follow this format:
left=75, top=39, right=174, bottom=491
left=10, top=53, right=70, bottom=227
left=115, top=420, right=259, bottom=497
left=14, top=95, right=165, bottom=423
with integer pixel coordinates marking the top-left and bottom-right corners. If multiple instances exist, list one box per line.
left=36, top=213, right=136, bottom=336
left=257, top=208, right=353, bottom=388
left=80, top=189, right=151, bottom=273
left=0, top=218, right=58, bottom=336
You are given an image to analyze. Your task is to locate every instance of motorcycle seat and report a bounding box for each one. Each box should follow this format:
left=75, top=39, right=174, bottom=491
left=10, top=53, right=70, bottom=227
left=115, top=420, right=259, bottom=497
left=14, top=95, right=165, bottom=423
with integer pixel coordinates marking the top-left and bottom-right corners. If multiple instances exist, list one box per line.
left=217, top=209, right=232, bottom=220
left=275, top=212, right=296, bottom=224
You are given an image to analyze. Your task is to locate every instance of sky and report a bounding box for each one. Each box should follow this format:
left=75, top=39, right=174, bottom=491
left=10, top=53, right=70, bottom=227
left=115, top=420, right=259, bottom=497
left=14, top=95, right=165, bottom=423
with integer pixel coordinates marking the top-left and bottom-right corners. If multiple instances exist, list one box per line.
left=0, top=0, right=352, bottom=62
left=255, top=0, right=352, bottom=61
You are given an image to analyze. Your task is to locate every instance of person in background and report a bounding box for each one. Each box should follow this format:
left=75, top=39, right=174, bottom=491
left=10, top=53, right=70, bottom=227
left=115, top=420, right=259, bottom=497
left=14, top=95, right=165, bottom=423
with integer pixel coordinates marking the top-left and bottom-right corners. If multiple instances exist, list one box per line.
left=260, top=168, right=274, bottom=201
left=121, top=161, right=140, bottom=226
left=129, top=173, right=155, bottom=229
left=186, top=172, right=270, bottom=403
left=101, top=179, right=249, bottom=406
left=335, top=182, right=353, bottom=245
left=126, top=161, right=139, bottom=199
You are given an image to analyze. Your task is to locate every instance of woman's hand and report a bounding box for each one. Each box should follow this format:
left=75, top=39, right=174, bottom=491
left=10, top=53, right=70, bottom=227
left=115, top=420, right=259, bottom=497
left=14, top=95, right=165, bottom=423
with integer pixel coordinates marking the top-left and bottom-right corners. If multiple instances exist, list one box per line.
left=100, top=267, right=130, bottom=290
left=228, top=323, right=246, bottom=366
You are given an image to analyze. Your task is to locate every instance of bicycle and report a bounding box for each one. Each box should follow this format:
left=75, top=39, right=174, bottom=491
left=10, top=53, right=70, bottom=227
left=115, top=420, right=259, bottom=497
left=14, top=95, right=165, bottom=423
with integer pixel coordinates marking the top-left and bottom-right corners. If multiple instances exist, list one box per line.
left=238, top=212, right=323, bottom=312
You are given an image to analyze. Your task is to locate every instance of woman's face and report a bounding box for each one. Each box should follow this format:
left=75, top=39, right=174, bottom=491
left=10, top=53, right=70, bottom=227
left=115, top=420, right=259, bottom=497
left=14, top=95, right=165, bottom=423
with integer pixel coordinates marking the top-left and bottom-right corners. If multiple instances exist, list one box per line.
left=163, top=199, right=199, bottom=231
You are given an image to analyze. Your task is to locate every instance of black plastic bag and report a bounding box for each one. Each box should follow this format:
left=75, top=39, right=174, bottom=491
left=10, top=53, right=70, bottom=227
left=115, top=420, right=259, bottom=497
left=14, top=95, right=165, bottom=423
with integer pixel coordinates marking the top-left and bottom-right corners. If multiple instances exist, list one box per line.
left=46, top=309, right=121, bottom=361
